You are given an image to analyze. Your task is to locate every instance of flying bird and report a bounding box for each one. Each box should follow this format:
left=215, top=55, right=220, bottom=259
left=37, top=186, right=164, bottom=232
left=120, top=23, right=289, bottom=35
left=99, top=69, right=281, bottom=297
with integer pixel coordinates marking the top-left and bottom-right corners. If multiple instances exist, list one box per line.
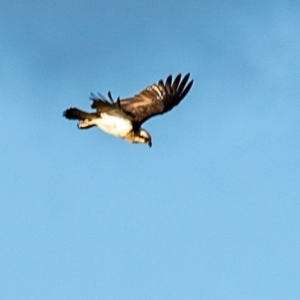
left=63, top=73, right=193, bottom=147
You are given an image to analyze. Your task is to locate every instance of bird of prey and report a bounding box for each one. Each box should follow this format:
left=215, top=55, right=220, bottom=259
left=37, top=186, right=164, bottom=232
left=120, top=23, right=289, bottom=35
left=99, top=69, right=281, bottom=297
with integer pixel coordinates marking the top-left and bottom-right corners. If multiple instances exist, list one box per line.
left=63, top=73, right=193, bottom=147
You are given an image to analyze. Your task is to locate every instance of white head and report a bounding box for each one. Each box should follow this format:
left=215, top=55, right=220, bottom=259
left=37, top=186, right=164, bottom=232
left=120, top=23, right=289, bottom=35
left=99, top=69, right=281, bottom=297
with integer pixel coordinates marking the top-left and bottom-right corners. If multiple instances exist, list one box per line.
left=132, top=128, right=152, bottom=147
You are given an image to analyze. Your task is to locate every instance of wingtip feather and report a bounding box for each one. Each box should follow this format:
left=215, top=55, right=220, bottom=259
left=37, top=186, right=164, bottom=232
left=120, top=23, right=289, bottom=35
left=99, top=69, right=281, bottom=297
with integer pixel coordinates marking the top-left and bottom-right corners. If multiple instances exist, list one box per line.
left=176, top=73, right=190, bottom=96
left=179, top=79, right=193, bottom=100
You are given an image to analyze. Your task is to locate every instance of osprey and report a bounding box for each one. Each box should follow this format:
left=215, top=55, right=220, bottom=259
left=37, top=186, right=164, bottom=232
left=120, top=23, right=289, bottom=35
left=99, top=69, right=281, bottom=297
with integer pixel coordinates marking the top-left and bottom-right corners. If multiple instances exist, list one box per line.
left=63, top=73, right=193, bottom=147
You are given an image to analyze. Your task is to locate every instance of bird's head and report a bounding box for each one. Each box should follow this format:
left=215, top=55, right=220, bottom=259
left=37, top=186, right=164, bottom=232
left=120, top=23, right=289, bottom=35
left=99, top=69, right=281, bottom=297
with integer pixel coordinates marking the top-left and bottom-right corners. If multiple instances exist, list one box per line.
left=132, top=129, right=152, bottom=147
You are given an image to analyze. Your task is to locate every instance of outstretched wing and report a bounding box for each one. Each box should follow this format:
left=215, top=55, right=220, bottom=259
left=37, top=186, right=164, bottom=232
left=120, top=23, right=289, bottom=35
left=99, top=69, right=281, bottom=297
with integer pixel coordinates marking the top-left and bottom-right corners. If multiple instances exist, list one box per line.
left=119, top=73, right=193, bottom=124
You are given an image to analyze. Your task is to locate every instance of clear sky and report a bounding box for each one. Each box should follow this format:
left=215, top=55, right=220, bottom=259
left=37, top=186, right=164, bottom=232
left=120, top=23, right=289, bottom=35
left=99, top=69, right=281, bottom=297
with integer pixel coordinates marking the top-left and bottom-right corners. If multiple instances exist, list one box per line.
left=1, top=0, right=300, bottom=299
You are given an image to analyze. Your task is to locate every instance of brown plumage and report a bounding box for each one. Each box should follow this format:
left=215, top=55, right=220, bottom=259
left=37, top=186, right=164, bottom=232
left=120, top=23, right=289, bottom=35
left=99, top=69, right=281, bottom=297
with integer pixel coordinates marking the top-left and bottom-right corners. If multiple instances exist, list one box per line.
left=63, top=73, right=193, bottom=147
left=90, top=73, right=193, bottom=126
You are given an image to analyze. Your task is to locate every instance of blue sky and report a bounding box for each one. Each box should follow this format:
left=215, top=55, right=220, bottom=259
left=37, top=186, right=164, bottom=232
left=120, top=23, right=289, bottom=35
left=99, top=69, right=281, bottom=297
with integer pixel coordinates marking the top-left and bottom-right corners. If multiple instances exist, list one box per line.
left=1, top=0, right=300, bottom=299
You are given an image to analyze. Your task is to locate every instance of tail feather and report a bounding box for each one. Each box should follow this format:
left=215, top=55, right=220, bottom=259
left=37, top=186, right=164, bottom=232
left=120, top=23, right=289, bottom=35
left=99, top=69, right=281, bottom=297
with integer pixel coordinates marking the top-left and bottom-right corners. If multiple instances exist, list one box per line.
left=63, top=107, right=94, bottom=120
left=63, top=107, right=98, bottom=130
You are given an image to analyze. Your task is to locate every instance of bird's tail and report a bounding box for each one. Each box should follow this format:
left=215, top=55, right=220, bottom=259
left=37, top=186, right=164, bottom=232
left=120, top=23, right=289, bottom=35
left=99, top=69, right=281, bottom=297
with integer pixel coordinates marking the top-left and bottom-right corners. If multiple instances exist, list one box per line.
left=63, top=108, right=97, bottom=129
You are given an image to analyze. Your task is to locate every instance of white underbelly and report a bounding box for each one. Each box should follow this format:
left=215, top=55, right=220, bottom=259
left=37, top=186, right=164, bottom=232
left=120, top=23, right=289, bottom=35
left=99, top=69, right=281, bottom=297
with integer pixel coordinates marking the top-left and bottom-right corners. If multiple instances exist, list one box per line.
left=93, top=113, right=133, bottom=138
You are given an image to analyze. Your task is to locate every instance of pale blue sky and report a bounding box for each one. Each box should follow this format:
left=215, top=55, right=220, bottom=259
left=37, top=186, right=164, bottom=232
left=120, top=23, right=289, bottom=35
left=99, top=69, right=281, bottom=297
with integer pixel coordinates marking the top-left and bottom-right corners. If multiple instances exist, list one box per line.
left=1, top=1, right=300, bottom=299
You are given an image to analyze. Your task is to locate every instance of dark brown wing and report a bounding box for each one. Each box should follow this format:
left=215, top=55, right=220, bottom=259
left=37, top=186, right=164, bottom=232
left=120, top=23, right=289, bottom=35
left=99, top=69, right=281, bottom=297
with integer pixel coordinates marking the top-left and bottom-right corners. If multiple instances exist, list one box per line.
left=119, top=73, right=193, bottom=124
left=89, top=92, right=134, bottom=120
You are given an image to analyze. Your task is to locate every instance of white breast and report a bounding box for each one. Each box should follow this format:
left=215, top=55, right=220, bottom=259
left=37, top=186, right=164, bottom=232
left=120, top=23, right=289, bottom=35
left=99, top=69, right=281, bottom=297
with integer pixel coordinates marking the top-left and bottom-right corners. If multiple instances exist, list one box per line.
left=92, top=113, right=133, bottom=138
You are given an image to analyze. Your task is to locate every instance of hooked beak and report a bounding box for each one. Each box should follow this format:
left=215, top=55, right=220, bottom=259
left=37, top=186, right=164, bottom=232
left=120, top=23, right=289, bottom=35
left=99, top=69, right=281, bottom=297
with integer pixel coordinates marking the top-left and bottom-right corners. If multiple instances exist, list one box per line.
left=148, top=141, right=152, bottom=148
